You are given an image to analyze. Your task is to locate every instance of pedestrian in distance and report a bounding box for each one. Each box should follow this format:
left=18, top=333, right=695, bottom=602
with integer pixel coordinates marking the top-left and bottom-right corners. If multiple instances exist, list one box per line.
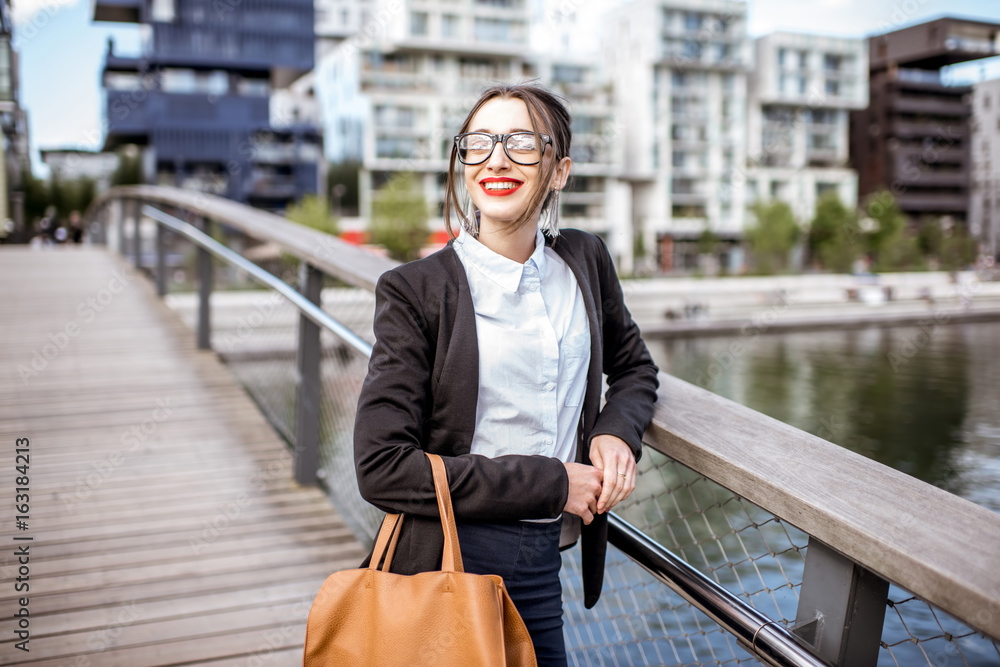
left=353, top=82, right=660, bottom=665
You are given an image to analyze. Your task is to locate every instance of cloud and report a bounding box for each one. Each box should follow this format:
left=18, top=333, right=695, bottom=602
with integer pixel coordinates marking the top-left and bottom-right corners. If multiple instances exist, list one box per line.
left=12, top=0, right=81, bottom=28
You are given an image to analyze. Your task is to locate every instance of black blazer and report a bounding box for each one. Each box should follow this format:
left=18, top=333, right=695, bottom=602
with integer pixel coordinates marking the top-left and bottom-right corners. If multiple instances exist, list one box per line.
left=353, top=228, right=659, bottom=608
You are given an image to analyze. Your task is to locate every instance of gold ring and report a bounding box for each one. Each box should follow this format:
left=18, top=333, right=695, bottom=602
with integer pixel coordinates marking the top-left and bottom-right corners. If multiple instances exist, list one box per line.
left=617, top=472, right=626, bottom=479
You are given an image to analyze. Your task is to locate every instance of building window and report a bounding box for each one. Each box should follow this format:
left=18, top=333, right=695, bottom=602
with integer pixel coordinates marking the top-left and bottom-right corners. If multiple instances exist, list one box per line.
left=984, top=95, right=991, bottom=110
left=824, top=54, right=842, bottom=72
left=442, top=14, right=460, bottom=39
left=778, top=48, right=786, bottom=67
left=553, top=65, right=586, bottom=84
left=474, top=18, right=515, bottom=42
left=816, top=182, right=838, bottom=198
left=825, top=79, right=840, bottom=97
left=410, top=11, right=428, bottom=36
left=685, top=11, right=701, bottom=31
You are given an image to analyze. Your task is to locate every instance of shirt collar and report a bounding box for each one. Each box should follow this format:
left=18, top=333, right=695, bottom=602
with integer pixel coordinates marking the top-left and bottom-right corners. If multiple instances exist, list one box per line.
left=455, top=226, right=547, bottom=293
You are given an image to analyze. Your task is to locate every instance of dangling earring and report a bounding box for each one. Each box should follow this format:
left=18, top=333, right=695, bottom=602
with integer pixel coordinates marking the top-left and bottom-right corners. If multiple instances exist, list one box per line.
left=463, top=192, right=479, bottom=237
left=542, top=188, right=560, bottom=237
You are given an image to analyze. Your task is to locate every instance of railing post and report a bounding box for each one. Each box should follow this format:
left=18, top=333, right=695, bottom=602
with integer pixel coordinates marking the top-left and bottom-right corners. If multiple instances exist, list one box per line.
left=294, top=262, right=323, bottom=486
left=115, top=198, right=126, bottom=256
left=196, top=217, right=213, bottom=350
left=132, top=199, right=142, bottom=271
left=155, top=218, right=167, bottom=297
left=793, top=537, right=889, bottom=666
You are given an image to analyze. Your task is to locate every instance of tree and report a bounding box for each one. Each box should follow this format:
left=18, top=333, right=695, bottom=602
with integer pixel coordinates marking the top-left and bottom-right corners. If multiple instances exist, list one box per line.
left=326, top=161, right=361, bottom=217
left=21, top=168, right=49, bottom=225
left=941, top=225, right=977, bottom=272
left=111, top=148, right=143, bottom=186
left=370, top=173, right=430, bottom=263
left=285, top=194, right=339, bottom=236
left=863, top=190, right=905, bottom=258
left=917, top=217, right=944, bottom=259
left=808, top=193, right=859, bottom=273
left=746, top=200, right=800, bottom=274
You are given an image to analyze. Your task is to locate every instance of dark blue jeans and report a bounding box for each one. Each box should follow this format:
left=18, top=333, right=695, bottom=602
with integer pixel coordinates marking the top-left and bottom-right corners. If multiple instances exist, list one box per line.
left=456, top=519, right=567, bottom=667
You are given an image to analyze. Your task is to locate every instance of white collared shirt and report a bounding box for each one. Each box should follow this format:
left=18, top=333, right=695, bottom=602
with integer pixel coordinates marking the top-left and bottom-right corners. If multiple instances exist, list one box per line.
left=453, top=226, right=590, bottom=475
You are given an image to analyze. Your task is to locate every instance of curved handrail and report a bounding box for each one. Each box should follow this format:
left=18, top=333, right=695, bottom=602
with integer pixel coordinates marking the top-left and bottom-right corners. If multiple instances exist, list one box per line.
left=643, top=373, right=1000, bottom=641
left=87, top=184, right=397, bottom=291
left=139, top=205, right=374, bottom=358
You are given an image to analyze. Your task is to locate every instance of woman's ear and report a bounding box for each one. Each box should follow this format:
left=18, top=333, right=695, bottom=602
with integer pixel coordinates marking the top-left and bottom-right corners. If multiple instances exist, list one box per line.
left=551, top=156, right=572, bottom=190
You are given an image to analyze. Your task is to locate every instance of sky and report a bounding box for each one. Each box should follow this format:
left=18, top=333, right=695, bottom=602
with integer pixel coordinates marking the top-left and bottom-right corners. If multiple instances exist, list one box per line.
left=13, top=0, right=1000, bottom=175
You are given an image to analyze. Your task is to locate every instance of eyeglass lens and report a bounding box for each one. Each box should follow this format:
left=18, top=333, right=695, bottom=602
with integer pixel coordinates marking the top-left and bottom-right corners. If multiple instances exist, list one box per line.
left=457, top=133, right=543, bottom=165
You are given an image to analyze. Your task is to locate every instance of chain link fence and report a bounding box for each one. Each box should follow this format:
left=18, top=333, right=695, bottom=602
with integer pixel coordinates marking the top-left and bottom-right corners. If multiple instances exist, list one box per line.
left=142, top=210, right=999, bottom=667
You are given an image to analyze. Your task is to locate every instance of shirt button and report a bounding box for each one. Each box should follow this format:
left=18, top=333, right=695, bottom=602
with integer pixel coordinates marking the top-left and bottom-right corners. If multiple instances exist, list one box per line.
left=545, top=438, right=553, bottom=446
left=544, top=382, right=555, bottom=391
left=529, top=283, right=539, bottom=292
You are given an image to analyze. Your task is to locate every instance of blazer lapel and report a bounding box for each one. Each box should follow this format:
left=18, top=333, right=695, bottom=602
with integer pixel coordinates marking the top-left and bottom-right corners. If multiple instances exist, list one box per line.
left=548, top=234, right=603, bottom=461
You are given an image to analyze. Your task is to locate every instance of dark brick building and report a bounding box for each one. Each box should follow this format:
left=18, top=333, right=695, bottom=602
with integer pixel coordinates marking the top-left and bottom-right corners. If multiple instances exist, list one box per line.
left=850, top=17, right=1000, bottom=225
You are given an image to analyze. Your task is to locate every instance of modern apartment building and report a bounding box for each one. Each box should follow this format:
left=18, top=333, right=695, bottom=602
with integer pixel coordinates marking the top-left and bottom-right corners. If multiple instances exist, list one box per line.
left=1, top=0, right=28, bottom=236
left=746, top=32, right=867, bottom=228
left=602, top=0, right=751, bottom=273
left=40, top=149, right=121, bottom=193
left=93, top=0, right=323, bottom=211
left=970, top=77, right=1000, bottom=259
left=315, top=0, right=630, bottom=260
left=850, top=17, right=1000, bottom=226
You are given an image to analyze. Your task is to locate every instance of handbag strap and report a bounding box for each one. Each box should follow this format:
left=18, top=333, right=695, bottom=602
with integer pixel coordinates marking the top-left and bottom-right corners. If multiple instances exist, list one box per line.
left=426, top=453, right=464, bottom=573
left=369, top=513, right=402, bottom=571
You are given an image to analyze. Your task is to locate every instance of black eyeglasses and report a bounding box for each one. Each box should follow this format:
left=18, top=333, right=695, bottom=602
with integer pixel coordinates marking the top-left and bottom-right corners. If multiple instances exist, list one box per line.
left=454, top=132, right=552, bottom=166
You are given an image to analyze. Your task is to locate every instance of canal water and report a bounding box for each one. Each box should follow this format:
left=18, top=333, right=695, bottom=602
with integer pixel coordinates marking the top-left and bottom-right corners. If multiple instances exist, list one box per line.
left=607, top=320, right=1000, bottom=666
left=646, top=320, right=1000, bottom=515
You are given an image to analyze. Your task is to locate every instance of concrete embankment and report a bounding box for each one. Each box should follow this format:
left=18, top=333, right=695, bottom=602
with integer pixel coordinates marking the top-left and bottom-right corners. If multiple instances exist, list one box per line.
left=164, top=270, right=1000, bottom=344
left=622, top=270, right=1000, bottom=338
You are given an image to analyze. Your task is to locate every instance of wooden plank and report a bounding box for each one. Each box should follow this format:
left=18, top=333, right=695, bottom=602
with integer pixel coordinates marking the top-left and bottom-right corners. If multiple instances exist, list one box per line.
left=645, top=372, right=1000, bottom=640
left=0, top=247, right=366, bottom=666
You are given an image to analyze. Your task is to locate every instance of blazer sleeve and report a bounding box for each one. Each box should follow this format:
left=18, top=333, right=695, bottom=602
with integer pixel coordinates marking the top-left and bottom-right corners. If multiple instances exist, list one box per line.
left=354, top=267, right=569, bottom=522
left=589, top=236, right=660, bottom=461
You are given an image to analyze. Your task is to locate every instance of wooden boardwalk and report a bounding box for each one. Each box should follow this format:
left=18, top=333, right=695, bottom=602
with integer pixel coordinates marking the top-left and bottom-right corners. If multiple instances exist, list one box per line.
left=0, top=246, right=367, bottom=666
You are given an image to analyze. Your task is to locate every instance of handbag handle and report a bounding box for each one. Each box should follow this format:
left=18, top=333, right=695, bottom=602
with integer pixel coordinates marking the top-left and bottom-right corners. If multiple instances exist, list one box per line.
left=368, top=453, right=465, bottom=574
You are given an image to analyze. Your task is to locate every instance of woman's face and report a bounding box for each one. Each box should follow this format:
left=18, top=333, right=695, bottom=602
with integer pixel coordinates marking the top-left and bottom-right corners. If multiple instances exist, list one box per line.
left=463, top=97, right=554, bottom=233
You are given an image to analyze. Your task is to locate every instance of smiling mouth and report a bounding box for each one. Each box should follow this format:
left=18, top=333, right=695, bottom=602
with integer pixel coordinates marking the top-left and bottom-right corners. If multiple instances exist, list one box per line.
left=480, top=180, right=523, bottom=196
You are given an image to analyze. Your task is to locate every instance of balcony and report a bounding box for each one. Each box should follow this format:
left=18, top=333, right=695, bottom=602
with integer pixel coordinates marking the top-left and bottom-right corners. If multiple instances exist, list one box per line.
left=894, top=192, right=969, bottom=212
left=151, top=24, right=313, bottom=72
left=93, top=0, right=142, bottom=23
left=248, top=176, right=299, bottom=199
left=105, top=90, right=270, bottom=136
left=891, top=95, right=971, bottom=118
left=889, top=119, right=968, bottom=140
left=361, top=70, right=436, bottom=93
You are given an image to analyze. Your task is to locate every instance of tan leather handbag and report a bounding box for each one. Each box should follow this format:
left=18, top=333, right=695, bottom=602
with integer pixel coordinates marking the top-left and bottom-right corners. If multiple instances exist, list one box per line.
left=303, top=453, right=537, bottom=666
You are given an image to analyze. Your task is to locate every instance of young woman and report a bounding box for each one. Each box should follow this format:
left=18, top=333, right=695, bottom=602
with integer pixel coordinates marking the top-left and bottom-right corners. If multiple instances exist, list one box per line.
left=354, top=83, right=659, bottom=665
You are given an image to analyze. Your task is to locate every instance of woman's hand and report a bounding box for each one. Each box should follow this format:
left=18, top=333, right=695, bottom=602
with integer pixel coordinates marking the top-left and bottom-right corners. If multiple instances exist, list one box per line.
left=562, top=462, right=603, bottom=525
left=589, top=435, right=637, bottom=514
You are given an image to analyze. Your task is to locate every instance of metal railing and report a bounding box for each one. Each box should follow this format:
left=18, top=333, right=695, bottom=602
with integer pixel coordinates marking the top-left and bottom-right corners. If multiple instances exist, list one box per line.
left=85, top=185, right=1000, bottom=667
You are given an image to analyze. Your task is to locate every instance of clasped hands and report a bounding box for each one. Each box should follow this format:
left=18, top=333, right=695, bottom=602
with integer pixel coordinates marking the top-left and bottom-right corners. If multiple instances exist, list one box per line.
left=562, top=434, right=636, bottom=525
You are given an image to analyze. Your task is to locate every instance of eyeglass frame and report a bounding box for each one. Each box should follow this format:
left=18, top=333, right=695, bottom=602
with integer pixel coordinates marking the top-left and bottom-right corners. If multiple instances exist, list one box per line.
left=453, top=132, right=553, bottom=166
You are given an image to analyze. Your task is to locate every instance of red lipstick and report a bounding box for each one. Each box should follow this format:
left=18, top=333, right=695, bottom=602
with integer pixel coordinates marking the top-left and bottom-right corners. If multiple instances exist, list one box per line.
left=479, top=177, right=523, bottom=197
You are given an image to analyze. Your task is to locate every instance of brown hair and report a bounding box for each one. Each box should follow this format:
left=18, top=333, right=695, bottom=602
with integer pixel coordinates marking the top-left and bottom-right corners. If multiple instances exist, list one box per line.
left=443, top=82, right=572, bottom=238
